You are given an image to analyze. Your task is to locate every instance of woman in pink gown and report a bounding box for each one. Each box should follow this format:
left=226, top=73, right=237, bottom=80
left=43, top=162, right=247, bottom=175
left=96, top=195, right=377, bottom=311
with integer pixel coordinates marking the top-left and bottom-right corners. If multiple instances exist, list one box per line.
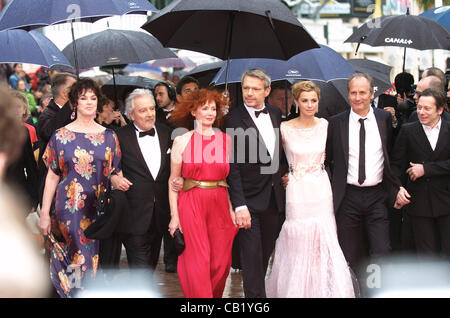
left=266, top=81, right=355, bottom=298
left=168, top=88, right=238, bottom=298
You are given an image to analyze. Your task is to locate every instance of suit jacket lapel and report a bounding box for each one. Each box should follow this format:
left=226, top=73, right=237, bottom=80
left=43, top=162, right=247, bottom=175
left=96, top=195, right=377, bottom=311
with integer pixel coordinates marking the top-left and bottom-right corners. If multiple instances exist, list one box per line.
left=126, top=124, right=153, bottom=179
left=431, top=120, right=448, bottom=156
left=414, top=122, right=434, bottom=154
left=374, top=109, right=391, bottom=166
left=340, top=111, right=350, bottom=169
left=155, top=124, right=168, bottom=181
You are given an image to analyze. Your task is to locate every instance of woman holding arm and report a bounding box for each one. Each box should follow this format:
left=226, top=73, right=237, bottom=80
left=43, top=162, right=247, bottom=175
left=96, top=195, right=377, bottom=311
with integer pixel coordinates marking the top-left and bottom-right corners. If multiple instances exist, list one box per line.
left=39, top=78, right=121, bottom=298
left=168, top=88, right=238, bottom=298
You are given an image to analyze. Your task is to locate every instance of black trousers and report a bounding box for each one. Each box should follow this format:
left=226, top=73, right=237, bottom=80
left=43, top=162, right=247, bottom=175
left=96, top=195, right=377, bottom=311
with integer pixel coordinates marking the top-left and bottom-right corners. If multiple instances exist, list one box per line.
left=410, top=214, right=450, bottom=260
left=99, top=210, right=163, bottom=270
left=336, top=184, right=391, bottom=274
left=239, top=190, right=281, bottom=298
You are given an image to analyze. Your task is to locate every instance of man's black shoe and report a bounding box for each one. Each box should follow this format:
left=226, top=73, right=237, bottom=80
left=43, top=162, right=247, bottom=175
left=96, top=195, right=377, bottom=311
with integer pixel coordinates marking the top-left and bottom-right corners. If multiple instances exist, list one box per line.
left=165, top=263, right=177, bottom=273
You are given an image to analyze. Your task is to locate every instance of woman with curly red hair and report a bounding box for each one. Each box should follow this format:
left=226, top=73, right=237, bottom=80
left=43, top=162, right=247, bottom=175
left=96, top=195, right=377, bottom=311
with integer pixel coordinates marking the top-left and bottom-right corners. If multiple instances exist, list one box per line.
left=168, top=88, right=238, bottom=298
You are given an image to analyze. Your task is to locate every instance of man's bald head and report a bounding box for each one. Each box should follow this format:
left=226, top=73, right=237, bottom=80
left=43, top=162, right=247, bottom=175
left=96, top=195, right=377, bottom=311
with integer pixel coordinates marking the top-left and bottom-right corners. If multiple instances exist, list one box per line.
left=414, top=75, right=444, bottom=103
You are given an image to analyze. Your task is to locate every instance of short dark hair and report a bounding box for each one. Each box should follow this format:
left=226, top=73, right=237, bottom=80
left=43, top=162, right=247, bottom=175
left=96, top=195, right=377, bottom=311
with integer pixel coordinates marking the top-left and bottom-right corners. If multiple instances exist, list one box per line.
left=176, top=76, right=199, bottom=95
left=50, top=72, right=76, bottom=98
left=418, top=88, right=446, bottom=110
left=68, top=78, right=104, bottom=108
left=395, top=72, right=415, bottom=96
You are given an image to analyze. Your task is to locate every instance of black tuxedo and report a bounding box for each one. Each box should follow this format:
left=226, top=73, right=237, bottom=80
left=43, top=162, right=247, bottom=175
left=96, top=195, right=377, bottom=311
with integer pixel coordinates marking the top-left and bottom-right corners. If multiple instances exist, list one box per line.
left=390, top=120, right=450, bottom=257
left=224, top=103, right=287, bottom=298
left=111, top=122, right=172, bottom=269
left=36, top=100, right=73, bottom=204
left=325, top=107, right=400, bottom=273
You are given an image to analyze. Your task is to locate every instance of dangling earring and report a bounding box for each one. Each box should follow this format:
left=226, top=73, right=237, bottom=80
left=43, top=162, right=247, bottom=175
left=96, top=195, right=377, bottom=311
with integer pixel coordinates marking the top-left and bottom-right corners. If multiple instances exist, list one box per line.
left=295, top=102, right=299, bottom=114
left=70, top=106, right=76, bottom=120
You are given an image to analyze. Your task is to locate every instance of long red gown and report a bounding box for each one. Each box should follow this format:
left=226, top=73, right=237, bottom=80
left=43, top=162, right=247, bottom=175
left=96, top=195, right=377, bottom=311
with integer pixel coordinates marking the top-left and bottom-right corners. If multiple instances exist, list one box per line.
left=177, top=130, right=238, bottom=298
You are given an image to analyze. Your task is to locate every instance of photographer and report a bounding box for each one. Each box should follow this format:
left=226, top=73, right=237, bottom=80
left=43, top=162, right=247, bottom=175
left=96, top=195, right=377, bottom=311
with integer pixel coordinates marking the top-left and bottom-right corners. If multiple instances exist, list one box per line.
left=395, top=72, right=416, bottom=130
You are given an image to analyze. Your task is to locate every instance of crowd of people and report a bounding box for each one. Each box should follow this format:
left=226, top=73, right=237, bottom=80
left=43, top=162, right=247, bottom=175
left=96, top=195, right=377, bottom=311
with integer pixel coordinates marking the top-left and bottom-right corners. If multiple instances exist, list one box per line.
left=0, top=61, right=449, bottom=298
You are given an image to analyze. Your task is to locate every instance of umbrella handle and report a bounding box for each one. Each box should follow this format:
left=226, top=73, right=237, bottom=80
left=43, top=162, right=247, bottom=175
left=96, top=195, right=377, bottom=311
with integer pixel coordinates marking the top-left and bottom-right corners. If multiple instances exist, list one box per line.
left=71, top=20, right=80, bottom=79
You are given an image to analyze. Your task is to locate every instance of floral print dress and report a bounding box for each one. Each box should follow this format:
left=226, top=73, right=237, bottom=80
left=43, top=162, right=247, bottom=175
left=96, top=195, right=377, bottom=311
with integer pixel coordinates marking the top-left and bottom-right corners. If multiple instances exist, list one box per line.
left=43, top=127, right=121, bottom=297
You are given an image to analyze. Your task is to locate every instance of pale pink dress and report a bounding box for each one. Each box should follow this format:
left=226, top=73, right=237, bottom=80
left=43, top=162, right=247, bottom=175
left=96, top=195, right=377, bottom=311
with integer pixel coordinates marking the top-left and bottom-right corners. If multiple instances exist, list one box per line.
left=266, top=118, right=355, bottom=298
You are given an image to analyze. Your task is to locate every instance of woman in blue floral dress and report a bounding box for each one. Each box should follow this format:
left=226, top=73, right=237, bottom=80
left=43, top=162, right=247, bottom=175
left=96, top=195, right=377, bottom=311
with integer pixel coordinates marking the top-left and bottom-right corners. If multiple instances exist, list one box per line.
left=39, top=79, right=121, bottom=297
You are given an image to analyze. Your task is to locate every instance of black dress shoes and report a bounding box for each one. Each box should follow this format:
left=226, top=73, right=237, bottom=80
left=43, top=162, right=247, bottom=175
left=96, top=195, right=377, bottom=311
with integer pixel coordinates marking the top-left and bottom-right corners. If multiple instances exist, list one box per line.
left=165, top=263, right=177, bottom=273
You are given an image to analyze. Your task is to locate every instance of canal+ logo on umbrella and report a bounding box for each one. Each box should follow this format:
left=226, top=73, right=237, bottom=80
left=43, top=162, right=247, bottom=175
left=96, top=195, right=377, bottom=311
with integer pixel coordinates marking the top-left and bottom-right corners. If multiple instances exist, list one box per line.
left=384, top=38, right=413, bottom=45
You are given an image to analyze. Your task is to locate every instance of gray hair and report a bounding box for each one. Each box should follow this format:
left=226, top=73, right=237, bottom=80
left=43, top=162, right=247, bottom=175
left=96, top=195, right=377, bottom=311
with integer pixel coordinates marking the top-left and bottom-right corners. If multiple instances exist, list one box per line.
left=241, top=68, right=271, bottom=89
left=125, top=88, right=155, bottom=118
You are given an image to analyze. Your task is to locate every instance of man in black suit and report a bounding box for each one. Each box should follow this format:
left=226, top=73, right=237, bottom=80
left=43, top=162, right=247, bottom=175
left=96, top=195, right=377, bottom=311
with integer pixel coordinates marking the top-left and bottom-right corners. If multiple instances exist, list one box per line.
left=36, top=72, right=77, bottom=204
left=325, top=73, right=403, bottom=276
left=224, top=68, right=287, bottom=298
left=154, top=80, right=179, bottom=273
left=391, top=88, right=450, bottom=259
left=111, top=88, right=172, bottom=270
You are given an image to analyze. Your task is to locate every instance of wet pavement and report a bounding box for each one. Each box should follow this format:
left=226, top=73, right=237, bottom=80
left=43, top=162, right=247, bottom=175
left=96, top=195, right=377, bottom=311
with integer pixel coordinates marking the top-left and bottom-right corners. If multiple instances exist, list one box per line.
left=119, top=244, right=245, bottom=298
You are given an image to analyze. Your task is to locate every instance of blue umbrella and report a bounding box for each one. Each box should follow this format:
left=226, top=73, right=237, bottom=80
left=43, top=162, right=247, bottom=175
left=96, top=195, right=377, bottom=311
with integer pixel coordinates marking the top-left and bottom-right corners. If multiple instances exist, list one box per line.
left=0, top=0, right=158, bottom=30
left=0, top=0, right=158, bottom=77
left=211, top=45, right=354, bottom=85
left=419, top=6, right=450, bottom=31
left=0, top=29, right=72, bottom=68
left=123, top=63, right=162, bottom=75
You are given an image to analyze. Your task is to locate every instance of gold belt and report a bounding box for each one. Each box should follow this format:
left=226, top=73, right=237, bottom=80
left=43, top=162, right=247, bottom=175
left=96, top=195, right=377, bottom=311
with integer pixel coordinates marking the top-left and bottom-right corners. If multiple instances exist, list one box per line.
left=183, top=178, right=229, bottom=191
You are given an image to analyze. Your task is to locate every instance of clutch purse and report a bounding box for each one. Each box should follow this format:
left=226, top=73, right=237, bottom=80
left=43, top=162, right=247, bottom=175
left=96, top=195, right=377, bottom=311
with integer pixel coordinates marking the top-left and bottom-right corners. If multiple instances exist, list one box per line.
left=173, top=229, right=185, bottom=256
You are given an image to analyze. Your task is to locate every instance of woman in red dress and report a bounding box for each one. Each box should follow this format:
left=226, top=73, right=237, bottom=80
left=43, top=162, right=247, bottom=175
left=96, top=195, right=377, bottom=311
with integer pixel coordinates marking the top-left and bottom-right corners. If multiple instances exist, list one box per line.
left=168, top=88, right=238, bottom=298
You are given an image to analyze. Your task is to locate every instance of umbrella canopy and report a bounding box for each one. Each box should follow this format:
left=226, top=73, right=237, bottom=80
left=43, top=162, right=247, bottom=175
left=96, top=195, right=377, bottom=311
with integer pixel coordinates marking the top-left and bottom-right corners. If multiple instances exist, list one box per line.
left=419, top=5, right=450, bottom=31
left=141, top=0, right=318, bottom=61
left=0, top=0, right=158, bottom=30
left=101, top=75, right=160, bottom=102
left=0, top=29, right=72, bottom=68
left=344, top=10, right=450, bottom=51
left=141, top=0, right=319, bottom=91
left=0, top=0, right=159, bottom=77
left=211, top=45, right=354, bottom=85
left=186, top=61, right=225, bottom=87
left=345, top=9, right=450, bottom=72
left=62, top=29, right=177, bottom=69
left=123, top=63, right=162, bottom=75
left=348, top=59, right=392, bottom=98
left=149, top=56, right=197, bottom=69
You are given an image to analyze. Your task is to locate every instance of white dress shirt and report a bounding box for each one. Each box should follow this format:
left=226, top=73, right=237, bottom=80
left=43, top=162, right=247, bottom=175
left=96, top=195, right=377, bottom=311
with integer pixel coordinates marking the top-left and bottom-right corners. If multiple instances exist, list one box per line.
left=347, top=107, right=384, bottom=187
left=135, top=126, right=161, bottom=179
left=244, top=103, right=276, bottom=159
left=422, top=118, right=441, bottom=151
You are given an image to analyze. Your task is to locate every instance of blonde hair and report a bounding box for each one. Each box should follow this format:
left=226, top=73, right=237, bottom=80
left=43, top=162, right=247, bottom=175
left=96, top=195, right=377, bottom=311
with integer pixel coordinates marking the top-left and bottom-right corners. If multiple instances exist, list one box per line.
left=10, top=90, right=30, bottom=122
left=292, top=81, right=320, bottom=100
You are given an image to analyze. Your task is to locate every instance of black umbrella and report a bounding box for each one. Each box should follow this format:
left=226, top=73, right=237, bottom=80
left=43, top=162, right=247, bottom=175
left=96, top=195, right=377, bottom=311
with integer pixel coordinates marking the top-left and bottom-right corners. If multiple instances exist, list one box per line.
left=62, top=29, right=176, bottom=105
left=345, top=8, right=450, bottom=71
left=141, top=0, right=319, bottom=91
left=101, top=75, right=161, bottom=102
left=185, top=61, right=225, bottom=87
left=348, top=59, right=392, bottom=98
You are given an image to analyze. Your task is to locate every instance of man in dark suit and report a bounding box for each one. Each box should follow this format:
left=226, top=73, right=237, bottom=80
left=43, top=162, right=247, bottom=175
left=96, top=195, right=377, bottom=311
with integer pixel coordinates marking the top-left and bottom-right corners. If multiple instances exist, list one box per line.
left=154, top=80, right=178, bottom=273
left=325, top=73, right=403, bottom=276
left=36, top=72, right=77, bottom=204
left=391, top=88, right=450, bottom=259
left=111, top=88, right=172, bottom=270
left=224, top=68, right=287, bottom=298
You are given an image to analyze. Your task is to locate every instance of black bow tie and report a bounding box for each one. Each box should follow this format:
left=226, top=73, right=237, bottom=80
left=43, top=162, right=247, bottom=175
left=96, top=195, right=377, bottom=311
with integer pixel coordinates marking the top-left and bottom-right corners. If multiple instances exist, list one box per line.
left=139, top=128, right=155, bottom=137
left=254, top=108, right=268, bottom=118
